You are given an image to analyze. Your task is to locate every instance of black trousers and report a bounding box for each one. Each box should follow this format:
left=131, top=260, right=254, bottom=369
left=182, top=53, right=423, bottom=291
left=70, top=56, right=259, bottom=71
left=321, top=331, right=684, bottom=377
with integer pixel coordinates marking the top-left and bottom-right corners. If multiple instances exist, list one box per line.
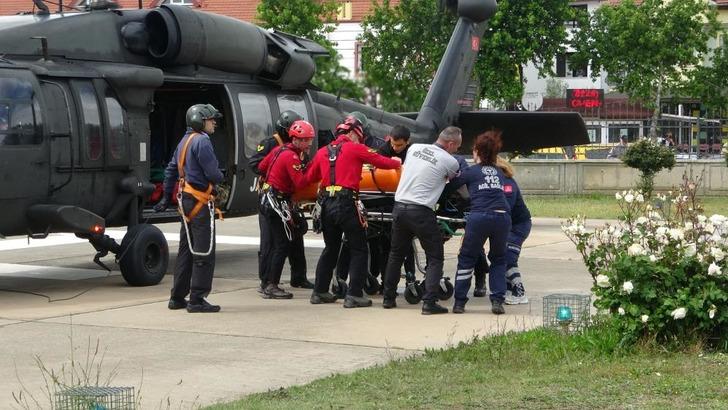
left=258, top=198, right=307, bottom=286
left=171, top=192, right=216, bottom=303
left=259, top=199, right=295, bottom=285
left=378, top=239, right=416, bottom=276
left=314, top=196, right=368, bottom=297
left=383, top=202, right=443, bottom=302
left=338, top=231, right=415, bottom=281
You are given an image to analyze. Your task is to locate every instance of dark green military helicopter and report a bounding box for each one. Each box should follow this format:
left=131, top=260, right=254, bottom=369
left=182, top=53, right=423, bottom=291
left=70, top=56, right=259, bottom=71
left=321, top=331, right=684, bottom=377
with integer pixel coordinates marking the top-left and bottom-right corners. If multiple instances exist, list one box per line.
left=0, top=0, right=587, bottom=286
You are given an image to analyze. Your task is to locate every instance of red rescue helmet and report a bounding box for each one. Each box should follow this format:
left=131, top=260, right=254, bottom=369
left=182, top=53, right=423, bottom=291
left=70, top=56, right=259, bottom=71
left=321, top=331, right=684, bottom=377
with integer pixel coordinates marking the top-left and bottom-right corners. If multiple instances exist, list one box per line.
left=335, top=117, right=365, bottom=142
left=288, top=120, right=315, bottom=140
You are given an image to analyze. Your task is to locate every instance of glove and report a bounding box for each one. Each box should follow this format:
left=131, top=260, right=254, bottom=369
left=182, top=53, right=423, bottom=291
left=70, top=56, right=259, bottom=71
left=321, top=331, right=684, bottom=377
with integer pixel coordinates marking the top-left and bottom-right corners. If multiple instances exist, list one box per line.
left=153, top=196, right=170, bottom=212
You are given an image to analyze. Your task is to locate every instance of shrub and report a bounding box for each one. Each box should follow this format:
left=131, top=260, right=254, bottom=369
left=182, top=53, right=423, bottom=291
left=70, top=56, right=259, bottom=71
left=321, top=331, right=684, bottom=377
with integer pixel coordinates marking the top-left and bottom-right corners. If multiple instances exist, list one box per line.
left=622, top=139, right=676, bottom=197
left=562, top=174, right=727, bottom=349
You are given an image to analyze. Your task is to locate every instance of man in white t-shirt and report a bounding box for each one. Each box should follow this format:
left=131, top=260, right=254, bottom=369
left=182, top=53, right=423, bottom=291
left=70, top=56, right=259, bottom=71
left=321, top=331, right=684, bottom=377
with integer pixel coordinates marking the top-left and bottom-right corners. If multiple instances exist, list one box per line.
left=381, top=126, right=461, bottom=314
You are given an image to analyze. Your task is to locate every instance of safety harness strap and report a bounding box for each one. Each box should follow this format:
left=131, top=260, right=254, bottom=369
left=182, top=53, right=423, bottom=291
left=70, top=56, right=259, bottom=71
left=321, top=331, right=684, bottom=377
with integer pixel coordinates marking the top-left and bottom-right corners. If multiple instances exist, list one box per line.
left=261, top=146, right=289, bottom=187
left=273, top=132, right=284, bottom=146
left=176, top=132, right=222, bottom=222
left=177, top=132, right=200, bottom=179
left=326, top=143, right=342, bottom=196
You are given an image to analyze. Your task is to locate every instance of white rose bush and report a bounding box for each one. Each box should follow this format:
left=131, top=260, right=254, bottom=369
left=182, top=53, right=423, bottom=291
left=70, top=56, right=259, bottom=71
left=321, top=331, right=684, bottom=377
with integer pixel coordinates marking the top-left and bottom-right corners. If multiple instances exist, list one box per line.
left=563, top=175, right=727, bottom=347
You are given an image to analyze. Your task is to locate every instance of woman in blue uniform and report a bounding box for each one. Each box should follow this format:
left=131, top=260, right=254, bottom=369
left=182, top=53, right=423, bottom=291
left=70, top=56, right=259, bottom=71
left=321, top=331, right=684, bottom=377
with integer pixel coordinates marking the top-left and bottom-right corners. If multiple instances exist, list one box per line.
left=496, top=157, right=532, bottom=304
left=472, top=158, right=532, bottom=303
left=450, top=130, right=510, bottom=315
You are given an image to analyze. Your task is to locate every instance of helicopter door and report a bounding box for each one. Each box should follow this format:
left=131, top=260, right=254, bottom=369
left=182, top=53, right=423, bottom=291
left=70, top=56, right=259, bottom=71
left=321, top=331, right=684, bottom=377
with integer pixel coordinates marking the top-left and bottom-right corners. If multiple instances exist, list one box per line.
left=0, top=71, right=48, bottom=203
left=40, top=81, right=74, bottom=193
left=225, top=85, right=274, bottom=214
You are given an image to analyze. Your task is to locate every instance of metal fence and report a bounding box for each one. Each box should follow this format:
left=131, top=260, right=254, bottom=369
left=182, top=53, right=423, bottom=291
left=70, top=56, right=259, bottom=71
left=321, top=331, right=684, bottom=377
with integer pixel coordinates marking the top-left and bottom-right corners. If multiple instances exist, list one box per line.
left=531, top=99, right=728, bottom=160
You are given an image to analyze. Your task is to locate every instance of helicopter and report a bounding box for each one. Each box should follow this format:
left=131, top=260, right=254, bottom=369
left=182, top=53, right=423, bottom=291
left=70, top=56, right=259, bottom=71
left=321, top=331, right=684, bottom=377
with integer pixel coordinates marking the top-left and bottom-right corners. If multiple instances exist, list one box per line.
left=0, top=0, right=588, bottom=287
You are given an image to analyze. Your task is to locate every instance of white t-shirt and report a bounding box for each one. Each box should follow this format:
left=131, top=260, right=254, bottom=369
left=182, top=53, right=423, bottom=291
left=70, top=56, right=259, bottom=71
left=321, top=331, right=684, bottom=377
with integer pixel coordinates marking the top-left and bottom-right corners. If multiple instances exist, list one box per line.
left=395, top=143, right=460, bottom=210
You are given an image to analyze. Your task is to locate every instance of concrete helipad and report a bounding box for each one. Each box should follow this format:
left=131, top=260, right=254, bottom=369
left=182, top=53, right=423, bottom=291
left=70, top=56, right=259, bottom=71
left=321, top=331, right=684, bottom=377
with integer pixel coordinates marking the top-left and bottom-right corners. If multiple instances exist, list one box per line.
left=0, top=216, right=592, bottom=408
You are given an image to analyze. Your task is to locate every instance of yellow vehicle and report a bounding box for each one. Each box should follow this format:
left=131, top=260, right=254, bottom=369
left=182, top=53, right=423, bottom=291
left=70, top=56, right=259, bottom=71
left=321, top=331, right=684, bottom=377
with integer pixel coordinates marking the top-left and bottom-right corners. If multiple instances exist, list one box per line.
left=530, top=144, right=616, bottom=160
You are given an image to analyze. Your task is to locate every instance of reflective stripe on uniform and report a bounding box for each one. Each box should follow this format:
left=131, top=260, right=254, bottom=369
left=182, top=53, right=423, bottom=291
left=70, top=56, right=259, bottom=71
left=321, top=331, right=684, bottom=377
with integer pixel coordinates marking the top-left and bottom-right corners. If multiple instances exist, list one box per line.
left=456, top=268, right=473, bottom=281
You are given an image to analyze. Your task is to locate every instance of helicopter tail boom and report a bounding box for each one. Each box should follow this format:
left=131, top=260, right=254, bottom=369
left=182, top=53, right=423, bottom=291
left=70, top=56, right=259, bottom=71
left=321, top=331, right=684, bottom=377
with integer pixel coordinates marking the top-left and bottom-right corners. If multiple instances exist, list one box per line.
left=415, top=0, right=497, bottom=140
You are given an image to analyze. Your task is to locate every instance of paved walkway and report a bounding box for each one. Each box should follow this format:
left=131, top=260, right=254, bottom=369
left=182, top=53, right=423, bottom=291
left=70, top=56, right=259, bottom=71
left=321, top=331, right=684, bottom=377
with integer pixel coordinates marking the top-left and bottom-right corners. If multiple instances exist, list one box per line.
left=0, top=217, right=593, bottom=408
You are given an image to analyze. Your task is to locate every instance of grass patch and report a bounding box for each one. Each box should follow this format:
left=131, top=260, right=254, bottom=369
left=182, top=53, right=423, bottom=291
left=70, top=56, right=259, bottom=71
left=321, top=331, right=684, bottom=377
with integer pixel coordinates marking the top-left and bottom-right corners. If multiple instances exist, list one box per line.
left=527, top=194, right=728, bottom=219
left=205, top=324, right=728, bottom=409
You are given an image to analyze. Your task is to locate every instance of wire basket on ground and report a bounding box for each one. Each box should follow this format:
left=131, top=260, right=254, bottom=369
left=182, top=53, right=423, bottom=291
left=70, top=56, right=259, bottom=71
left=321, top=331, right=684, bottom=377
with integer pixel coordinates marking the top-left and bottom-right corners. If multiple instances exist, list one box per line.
left=54, top=386, right=134, bottom=410
left=543, top=293, right=591, bottom=332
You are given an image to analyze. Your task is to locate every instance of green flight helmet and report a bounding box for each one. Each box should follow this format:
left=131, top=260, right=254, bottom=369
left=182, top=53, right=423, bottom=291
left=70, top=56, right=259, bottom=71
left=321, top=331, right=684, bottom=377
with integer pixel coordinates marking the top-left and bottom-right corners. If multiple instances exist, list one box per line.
left=347, top=111, right=369, bottom=132
left=186, top=104, right=223, bottom=132
left=276, top=110, right=303, bottom=140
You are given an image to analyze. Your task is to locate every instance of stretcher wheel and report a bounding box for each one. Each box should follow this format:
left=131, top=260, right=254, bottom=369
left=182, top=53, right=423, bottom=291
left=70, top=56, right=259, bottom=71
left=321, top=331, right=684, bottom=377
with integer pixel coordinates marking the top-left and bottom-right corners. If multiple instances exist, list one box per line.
left=404, top=282, right=423, bottom=304
left=364, top=274, right=380, bottom=295
left=331, top=278, right=348, bottom=299
left=437, top=278, right=454, bottom=301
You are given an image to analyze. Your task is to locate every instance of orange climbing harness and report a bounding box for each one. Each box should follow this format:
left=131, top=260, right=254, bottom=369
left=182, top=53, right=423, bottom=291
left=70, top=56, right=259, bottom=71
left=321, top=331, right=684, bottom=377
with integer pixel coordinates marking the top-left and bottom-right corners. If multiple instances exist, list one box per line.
left=176, top=132, right=224, bottom=223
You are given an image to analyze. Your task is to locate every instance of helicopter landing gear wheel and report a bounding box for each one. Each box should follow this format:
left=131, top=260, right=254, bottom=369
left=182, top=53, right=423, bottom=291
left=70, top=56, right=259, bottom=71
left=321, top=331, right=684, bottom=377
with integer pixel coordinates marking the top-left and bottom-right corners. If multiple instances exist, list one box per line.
left=118, top=224, right=168, bottom=286
left=437, top=277, right=454, bottom=301
left=331, top=277, right=348, bottom=299
left=404, top=281, right=424, bottom=304
left=364, top=274, right=380, bottom=295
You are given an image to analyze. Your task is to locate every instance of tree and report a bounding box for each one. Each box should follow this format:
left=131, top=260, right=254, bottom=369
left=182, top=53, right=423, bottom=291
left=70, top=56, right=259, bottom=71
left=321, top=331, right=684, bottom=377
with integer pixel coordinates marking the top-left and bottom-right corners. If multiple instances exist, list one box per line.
left=622, top=139, right=675, bottom=198
left=572, top=0, right=721, bottom=138
left=359, top=0, right=454, bottom=112
left=474, top=0, right=575, bottom=107
left=256, top=0, right=365, bottom=100
left=545, top=78, right=568, bottom=99
left=359, top=0, right=573, bottom=112
left=686, top=43, right=728, bottom=116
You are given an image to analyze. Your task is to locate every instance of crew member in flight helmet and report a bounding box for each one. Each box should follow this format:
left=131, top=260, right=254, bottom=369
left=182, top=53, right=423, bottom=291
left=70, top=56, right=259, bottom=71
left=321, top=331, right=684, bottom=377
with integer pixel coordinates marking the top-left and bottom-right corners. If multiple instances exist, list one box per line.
left=305, top=117, right=401, bottom=307
left=347, top=111, right=384, bottom=149
left=257, top=120, right=316, bottom=299
left=249, top=110, right=314, bottom=292
left=155, top=103, right=224, bottom=313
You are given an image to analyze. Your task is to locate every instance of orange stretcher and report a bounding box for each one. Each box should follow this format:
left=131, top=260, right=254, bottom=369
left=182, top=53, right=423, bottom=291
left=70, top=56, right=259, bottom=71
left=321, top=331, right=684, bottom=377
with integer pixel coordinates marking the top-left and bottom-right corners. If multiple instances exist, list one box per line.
left=292, top=165, right=403, bottom=202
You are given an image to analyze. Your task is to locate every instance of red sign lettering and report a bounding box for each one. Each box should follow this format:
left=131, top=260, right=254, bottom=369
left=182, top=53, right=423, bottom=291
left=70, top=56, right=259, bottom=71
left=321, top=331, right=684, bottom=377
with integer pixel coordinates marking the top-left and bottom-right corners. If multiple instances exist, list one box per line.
left=567, top=89, right=604, bottom=109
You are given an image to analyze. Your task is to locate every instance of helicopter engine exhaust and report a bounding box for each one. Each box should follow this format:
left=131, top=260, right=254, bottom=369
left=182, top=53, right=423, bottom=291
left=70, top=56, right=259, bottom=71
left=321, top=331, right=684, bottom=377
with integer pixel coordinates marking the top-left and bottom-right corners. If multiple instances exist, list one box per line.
left=145, top=5, right=267, bottom=75
left=141, top=5, right=328, bottom=88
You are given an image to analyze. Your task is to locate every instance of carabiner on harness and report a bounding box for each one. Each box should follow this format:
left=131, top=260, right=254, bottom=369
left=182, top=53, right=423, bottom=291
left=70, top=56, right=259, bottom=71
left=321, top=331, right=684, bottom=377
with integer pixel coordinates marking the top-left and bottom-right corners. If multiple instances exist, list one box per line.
left=265, top=190, right=295, bottom=241
left=177, top=192, right=216, bottom=257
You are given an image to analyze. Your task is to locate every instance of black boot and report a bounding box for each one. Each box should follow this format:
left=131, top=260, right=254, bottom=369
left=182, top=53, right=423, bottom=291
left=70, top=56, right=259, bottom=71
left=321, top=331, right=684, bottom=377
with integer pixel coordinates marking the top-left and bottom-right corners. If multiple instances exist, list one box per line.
left=264, top=284, right=293, bottom=299
left=491, top=300, right=505, bottom=315
left=343, top=294, right=373, bottom=308
left=291, top=278, right=315, bottom=289
left=168, top=298, right=188, bottom=310
left=310, top=292, right=338, bottom=304
left=186, top=298, right=221, bottom=313
left=452, top=300, right=466, bottom=314
left=421, top=300, right=448, bottom=315
left=382, top=298, right=397, bottom=309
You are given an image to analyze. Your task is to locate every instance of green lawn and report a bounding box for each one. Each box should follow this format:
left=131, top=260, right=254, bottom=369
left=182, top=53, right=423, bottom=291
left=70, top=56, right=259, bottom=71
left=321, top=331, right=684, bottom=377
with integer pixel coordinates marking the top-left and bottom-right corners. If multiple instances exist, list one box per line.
left=526, top=194, right=728, bottom=219
left=205, top=327, right=728, bottom=409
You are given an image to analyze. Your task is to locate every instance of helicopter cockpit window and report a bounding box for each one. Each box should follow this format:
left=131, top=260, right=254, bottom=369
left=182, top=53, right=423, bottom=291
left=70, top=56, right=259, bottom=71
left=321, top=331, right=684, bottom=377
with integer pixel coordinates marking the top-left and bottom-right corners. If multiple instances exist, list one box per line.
left=277, top=94, right=309, bottom=121
left=237, top=93, right=273, bottom=158
left=105, top=92, right=126, bottom=161
left=74, top=81, right=102, bottom=162
left=0, top=77, right=42, bottom=146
